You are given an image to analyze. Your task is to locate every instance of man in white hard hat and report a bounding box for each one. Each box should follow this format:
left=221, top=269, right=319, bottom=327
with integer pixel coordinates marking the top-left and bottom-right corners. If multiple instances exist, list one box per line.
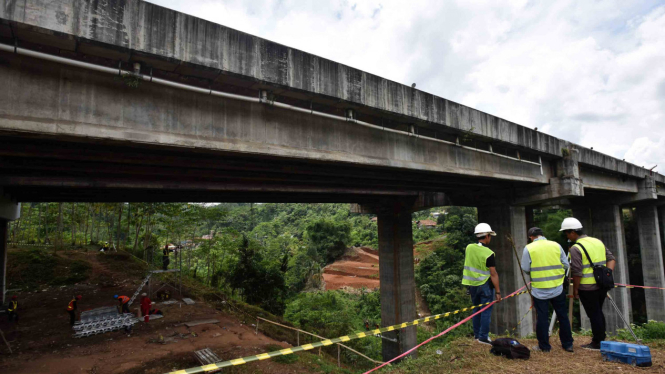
left=462, top=223, right=502, bottom=345
left=561, top=217, right=616, bottom=350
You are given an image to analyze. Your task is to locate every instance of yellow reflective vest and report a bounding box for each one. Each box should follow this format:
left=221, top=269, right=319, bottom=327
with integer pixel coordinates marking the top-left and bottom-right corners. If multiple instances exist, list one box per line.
left=573, top=237, right=606, bottom=285
left=526, top=239, right=565, bottom=288
left=8, top=300, right=17, bottom=312
left=462, top=243, right=494, bottom=286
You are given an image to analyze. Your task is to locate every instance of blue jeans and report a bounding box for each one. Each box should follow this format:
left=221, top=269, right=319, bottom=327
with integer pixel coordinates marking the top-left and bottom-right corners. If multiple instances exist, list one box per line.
left=469, top=281, right=494, bottom=340
left=533, top=290, right=574, bottom=351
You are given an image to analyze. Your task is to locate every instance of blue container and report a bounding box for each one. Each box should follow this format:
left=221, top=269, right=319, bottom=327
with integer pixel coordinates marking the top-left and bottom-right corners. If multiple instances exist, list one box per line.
left=600, top=341, right=652, bottom=367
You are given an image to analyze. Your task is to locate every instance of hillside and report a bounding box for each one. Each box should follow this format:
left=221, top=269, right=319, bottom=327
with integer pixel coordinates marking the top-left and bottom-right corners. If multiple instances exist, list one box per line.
left=0, top=247, right=351, bottom=374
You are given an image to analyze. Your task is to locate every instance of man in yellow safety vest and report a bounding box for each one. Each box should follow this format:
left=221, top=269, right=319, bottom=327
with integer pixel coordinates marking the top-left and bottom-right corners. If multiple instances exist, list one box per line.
left=462, top=223, right=502, bottom=345
left=522, top=227, right=573, bottom=353
left=561, top=217, right=616, bottom=351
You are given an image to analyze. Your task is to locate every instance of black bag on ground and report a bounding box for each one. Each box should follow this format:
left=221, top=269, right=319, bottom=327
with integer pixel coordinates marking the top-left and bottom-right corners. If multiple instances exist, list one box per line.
left=490, top=338, right=530, bottom=360
left=577, top=243, right=615, bottom=291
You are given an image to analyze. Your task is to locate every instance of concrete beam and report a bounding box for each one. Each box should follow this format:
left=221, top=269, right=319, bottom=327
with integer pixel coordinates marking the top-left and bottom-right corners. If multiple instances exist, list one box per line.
left=477, top=205, right=532, bottom=337
left=635, top=205, right=665, bottom=322
left=1, top=0, right=663, bottom=184
left=616, top=175, right=658, bottom=206
left=0, top=189, right=20, bottom=221
left=376, top=200, right=417, bottom=361
left=350, top=192, right=450, bottom=214
left=513, top=177, right=583, bottom=206
left=513, top=149, right=583, bottom=206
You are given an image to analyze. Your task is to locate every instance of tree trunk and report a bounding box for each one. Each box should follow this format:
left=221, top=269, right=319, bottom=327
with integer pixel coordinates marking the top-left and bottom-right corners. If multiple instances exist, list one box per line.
left=57, top=202, right=63, bottom=250
left=71, top=203, right=76, bottom=246
left=116, top=203, right=123, bottom=249
left=133, top=213, right=144, bottom=252
left=84, top=203, right=91, bottom=245
left=126, top=203, right=131, bottom=250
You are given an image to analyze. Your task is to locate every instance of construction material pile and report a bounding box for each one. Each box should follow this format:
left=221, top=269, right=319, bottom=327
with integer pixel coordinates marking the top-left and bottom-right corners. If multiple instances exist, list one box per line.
left=72, top=306, right=138, bottom=338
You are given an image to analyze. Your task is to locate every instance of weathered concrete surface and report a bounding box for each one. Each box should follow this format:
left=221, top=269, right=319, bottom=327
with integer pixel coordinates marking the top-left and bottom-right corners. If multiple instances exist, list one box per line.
left=0, top=191, right=20, bottom=221
left=477, top=205, right=532, bottom=337
left=590, top=205, right=632, bottom=332
left=635, top=206, right=665, bottom=322
left=377, top=201, right=417, bottom=361
left=0, top=219, right=7, bottom=304
left=0, top=52, right=549, bottom=185
left=0, top=0, right=663, bottom=184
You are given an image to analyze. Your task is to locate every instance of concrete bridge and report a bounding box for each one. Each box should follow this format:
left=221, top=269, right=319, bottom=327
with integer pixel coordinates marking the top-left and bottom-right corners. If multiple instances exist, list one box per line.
left=1, top=0, right=664, bottom=361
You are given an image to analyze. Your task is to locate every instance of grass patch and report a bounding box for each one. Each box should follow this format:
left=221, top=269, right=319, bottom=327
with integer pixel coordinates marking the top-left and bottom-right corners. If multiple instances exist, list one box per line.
left=7, top=248, right=91, bottom=289
left=266, top=344, right=299, bottom=364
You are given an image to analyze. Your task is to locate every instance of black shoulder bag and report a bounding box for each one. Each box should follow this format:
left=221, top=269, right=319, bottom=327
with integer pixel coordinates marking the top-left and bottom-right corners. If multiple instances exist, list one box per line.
left=576, top=243, right=614, bottom=290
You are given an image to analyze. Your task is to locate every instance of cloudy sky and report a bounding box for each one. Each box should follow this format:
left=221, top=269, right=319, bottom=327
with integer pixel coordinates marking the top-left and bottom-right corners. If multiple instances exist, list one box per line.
left=150, top=0, right=665, bottom=169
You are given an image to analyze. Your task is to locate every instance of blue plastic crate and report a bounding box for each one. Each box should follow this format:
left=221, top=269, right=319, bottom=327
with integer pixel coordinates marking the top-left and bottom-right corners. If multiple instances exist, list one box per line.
left=600, top=341, right=652, bottom=367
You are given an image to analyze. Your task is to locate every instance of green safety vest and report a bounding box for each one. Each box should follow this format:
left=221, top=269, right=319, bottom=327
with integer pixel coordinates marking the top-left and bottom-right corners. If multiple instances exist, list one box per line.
left=573, top=237, right=606, bottom=285
left=462, top=243, right=494, bottom=286
left=526, top=239, right=565, bottom=288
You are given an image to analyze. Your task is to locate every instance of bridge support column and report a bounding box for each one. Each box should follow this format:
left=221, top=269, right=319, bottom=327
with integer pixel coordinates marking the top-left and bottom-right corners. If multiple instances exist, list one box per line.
left=0, top=219, right=7, bottom=305
left=590, top=205, right=632, bottom=332
left=376, top=201, right=417, bottom=362
left=477, top=205, right=532, bottom=337
left=635, top=205, right=665, bottom=322
left=0, top=193, right=19, bottom=304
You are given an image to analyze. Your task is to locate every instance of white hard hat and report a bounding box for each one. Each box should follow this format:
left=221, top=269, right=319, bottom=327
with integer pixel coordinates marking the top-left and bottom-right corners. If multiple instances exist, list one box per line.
left=560, top=217, right=583, bottom=231
left=474, top=223, right=496, bottom=237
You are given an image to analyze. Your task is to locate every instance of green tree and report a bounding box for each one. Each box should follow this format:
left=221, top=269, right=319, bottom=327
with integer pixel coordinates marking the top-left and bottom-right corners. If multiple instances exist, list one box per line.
left=304, top=218, right=351, bottom=264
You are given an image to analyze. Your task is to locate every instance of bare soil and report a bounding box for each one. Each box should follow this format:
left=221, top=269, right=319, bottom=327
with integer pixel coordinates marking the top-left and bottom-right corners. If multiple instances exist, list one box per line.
left=0, top=250, right=305, bottom=374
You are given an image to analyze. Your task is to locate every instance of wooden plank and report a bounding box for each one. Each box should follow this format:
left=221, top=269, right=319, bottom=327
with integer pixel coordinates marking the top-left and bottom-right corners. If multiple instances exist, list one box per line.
left=184, top=319, right=220, bottom=327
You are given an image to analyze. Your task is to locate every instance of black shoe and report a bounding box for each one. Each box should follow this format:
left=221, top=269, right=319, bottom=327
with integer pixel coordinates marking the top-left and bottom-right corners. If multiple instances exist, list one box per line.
left=563, top=346, right=574, bottom=353
left=581, top=343, right=600, bottom=351
left=476, top=337, right=492, bottom=345
left=531, top=345, right=551, bottom=353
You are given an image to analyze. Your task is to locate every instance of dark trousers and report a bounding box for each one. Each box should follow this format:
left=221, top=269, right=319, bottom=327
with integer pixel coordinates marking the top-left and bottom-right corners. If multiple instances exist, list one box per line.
left=579, top=288, right=607, bottom=344
left=68, top=310, right=76, bottom=325
left=121, top=303, right=130, bottom=314
left=469, top=281, right=494, bottom=340
left=8, top=311, right=18, bottom=323
left=533, top=291, right=573, bottom=350
left=162, top=256, right=169, bottom=270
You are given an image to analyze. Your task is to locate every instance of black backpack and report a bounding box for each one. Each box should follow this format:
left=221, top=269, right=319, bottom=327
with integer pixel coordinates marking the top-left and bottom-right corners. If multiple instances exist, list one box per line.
left=490, top=338, right=530, bottom=360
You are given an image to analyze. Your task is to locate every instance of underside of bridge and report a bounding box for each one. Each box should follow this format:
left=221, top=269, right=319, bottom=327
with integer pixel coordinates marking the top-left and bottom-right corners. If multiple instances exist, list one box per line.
left=1, top=0, right=665, bottom=363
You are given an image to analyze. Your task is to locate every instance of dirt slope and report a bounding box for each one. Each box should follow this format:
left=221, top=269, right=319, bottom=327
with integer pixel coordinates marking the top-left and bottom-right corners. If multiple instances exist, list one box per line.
left=0, top=249, right=334, bottom=374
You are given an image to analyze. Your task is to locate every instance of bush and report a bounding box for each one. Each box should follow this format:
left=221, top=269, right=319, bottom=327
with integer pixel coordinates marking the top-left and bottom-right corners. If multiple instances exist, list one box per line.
left=305, top=219, right=351, bottom=264
left=617, top=321, right=665, bottom=341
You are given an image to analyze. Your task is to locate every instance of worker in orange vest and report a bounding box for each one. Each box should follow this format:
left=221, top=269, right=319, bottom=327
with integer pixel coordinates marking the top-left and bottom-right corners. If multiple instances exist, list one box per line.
left=67, top=295, right=82, bottom=326
left=114, top=295, right=131, bottom=314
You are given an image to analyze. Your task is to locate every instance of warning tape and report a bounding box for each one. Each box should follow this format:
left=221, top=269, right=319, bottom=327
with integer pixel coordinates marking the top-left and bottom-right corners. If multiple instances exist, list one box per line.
left=615, top=283, right=665, bottom=290
left=165, top=289, right=530, bottom=374
left=363, top=285, right=529, bottom=374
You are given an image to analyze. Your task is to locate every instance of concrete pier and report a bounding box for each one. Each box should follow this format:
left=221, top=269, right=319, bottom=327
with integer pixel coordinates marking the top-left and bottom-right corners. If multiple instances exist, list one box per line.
left=0, top=219, right=7, bottom=304
left=478, top=205, right=532, bottom=337
left=635, top=205, right=665, bottom=322
left=377, top=201, right=417, bottom=361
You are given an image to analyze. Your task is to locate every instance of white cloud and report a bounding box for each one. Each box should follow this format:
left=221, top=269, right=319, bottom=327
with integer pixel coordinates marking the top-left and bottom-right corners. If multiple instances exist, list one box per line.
left=150, top=0, right=665, bottom=169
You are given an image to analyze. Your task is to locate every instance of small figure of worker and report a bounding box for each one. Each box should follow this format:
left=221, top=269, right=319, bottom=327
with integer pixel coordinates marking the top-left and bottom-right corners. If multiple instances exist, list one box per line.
left=140, top=293, right=152, bottom=323
left=162, top=244, right=174, bottom=270
left=100, top=242, right=110, bottom=252
left=522, top=227, right=573, bottom=353
left=7, top=295, right=18, bottom=323
left=67, top=295, right=82, bottom=326
left=115, top=294, right=131, bottom=314
left=462, top=223, right=502, bottom=345
left=561, top=217, right=616, bottom=351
